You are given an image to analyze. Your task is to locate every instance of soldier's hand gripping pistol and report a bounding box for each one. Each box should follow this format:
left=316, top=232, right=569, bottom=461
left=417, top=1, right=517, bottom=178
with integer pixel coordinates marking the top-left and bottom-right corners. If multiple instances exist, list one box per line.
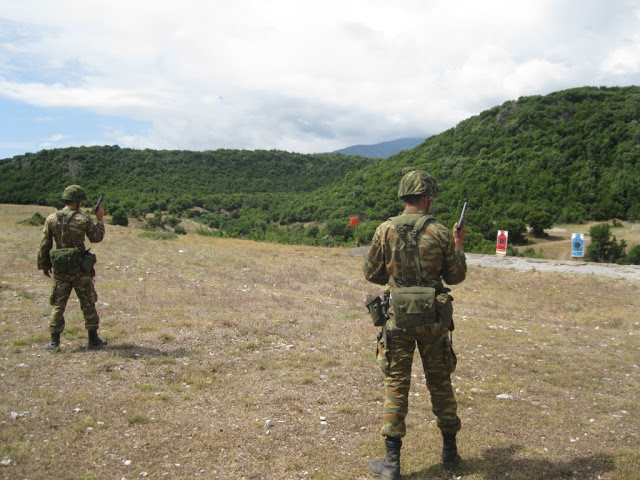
left=366, top=293, right=390, bottom=348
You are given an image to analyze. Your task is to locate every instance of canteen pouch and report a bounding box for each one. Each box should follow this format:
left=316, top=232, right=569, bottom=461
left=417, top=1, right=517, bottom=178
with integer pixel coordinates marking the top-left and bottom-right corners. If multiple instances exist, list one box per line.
left=390, top=286, right=437, bottom=330
left=366, top=295, right=386, bottom=327
left=50, top=248, right=82, bottom=274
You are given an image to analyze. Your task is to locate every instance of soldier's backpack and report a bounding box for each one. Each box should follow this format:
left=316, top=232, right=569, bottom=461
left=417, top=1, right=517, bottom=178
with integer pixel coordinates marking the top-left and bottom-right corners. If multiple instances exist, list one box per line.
left=49, top=210, right=96, bottom=274
left=388, top=215, right=438, bottom=330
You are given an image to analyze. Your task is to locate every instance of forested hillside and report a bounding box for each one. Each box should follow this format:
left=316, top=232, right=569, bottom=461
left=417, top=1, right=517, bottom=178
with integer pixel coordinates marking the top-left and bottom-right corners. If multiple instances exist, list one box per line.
left=1, top=86, right=639, bottom=249
left=307, top=86, right=640, bottom=246
left=0, top=147, right=376, bottom=224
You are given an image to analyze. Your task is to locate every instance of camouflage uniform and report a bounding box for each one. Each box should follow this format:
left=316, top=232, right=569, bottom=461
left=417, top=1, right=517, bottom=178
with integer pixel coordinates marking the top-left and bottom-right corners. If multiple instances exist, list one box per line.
left=364, top=186, right=467, bottom=440
left=38, top=205, right=105, bottom=334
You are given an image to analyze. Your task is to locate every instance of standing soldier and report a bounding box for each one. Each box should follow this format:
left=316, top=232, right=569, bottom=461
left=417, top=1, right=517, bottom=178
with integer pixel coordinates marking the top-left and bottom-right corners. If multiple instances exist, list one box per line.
left=38, top=185, right=107, bottom=350
left=363, top=170, right=467, bottom=478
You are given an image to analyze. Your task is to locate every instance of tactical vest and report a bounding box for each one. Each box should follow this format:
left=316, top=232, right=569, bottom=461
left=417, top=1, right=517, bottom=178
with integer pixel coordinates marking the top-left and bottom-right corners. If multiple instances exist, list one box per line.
left=49, top=210, right=96, bottom=274
left=387, top=214, right=438, bottom=330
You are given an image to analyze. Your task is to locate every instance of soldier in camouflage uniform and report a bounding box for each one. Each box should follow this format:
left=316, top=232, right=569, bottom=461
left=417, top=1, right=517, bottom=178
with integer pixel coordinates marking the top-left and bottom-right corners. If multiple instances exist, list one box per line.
left=37, top=185, right=107, bottom=350
left=363, top=170, right=467, bottom=478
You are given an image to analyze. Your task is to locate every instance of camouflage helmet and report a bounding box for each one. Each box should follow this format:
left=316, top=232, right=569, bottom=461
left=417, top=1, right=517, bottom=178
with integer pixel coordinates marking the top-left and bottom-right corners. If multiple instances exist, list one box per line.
left=397, top=170, right=440, bottom=199
left=61, top=185, right=87, bottom=202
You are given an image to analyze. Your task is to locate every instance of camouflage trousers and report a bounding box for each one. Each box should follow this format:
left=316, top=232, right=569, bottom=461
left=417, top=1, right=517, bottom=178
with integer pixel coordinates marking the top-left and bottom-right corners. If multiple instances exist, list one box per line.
left=48, top=271, right=99, bottom=333
left=376, top=325, right=460, bottom=438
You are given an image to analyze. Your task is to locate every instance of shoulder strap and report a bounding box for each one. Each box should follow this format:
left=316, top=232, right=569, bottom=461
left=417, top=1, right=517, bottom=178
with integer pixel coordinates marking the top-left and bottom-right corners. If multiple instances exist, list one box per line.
left=390, top=215, right=434, bottom=287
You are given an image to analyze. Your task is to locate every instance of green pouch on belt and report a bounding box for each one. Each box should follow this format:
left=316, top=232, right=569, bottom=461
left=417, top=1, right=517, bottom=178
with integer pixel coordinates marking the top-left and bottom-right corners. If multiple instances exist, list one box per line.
left=390, top=286, right=436, bottom=330
left=50, top=248, right=82, bottom=274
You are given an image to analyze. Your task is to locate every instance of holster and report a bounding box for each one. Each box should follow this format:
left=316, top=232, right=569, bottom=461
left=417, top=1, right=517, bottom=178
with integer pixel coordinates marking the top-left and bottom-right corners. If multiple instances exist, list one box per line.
left=365, top=295, right=386, bottom=327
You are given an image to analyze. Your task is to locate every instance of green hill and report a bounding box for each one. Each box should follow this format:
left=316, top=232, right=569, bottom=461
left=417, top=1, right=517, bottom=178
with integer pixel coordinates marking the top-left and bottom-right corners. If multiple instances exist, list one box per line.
left=307, top=86, right=640, bottom=242
left=2, top=86, right=639, bottom=249
left=0, top=146, right=375, bottom=221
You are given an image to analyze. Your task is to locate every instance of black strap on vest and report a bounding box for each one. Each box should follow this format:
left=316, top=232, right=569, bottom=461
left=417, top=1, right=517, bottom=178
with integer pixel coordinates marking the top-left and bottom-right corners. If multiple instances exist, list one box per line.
left=390, top=215, right=433, bottom=287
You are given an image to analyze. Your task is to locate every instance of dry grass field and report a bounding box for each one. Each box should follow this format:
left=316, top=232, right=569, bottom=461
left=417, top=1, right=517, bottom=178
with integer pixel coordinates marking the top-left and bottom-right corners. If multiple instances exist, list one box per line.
left=1, top=204, right=639, bottom=480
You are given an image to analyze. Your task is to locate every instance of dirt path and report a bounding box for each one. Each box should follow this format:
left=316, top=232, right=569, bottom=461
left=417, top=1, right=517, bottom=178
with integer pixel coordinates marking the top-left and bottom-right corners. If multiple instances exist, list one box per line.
left=465, top=253, right=640, bottom=281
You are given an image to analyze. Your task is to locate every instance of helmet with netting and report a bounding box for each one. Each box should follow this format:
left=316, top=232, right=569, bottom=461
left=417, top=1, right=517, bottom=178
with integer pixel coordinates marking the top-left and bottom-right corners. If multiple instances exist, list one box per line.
left=397, top=170, right=440, bottom=199
left=61, top=185, right=87, bottom=202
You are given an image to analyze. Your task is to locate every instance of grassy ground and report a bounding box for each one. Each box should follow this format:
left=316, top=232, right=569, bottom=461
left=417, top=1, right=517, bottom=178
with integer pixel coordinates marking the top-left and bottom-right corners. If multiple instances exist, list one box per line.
left=1, top=204, right=638, bottom=480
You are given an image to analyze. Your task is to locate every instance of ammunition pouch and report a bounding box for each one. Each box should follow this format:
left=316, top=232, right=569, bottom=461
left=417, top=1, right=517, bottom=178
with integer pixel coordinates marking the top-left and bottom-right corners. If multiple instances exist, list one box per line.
left=366, top=295, right=386, bottom=327
left=390, top=286, right=436, bottom=330
left=81, top=251, right=97, bottom=272
left=436, top=292, right=454, bottom=331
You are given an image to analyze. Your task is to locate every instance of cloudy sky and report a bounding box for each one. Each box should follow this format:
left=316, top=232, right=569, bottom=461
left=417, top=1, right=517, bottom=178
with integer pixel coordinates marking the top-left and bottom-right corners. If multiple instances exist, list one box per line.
left=2, top=0, right=640, bottom=159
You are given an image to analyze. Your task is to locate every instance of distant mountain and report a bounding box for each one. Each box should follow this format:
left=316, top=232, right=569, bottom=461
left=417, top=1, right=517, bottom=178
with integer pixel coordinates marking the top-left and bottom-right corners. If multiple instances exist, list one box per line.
left=332, top=137, right=426, bottom=158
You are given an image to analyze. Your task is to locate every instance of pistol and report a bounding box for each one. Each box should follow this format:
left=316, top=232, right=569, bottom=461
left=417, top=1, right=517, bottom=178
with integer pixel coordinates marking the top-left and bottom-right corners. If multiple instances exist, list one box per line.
left=93, top=194, right=103, bottom=214
left=456, top=201, right=467, bottom=233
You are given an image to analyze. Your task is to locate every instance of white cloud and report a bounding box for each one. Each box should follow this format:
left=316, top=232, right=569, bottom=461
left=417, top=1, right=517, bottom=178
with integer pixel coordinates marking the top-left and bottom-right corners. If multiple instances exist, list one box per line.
left=40, top=133, right=70, bottom=149
left=601, top=35, right=640, bottom=75
left=2, top=0, right=640, bottom=155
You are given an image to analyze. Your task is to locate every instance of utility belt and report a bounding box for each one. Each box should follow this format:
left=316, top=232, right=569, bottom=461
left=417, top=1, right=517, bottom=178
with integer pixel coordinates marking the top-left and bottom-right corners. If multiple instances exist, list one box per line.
left=50, top=248, right=96, bottom=275
left=366, top=286, right=453, bottom=324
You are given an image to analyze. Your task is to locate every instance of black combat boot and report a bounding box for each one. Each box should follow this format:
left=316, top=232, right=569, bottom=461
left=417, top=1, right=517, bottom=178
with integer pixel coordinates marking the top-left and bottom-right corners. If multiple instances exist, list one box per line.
left=88, top=330, right=108, bottom=349
left=442, top=432, right=461, bottom=470
left=44, top=332, right=61, bottom=351
left=368, top=436, right=401, bottom=480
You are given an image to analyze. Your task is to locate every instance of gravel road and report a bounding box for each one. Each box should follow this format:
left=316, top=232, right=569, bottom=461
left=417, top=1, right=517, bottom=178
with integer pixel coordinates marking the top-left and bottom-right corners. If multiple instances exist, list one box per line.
left=465, top=253, right=640, bottom=281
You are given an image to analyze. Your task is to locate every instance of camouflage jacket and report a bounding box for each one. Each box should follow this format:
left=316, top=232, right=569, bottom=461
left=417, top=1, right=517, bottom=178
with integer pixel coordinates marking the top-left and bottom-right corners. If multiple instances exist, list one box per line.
left=37, top=206, right=105, bottom=270
left=363, top=207, right=466, bottom=290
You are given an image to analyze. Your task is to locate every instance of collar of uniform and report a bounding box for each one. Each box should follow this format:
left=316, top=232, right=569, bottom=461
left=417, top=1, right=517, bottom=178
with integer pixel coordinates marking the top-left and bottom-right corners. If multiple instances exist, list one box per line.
left=403, top=206, right=427, bottom=215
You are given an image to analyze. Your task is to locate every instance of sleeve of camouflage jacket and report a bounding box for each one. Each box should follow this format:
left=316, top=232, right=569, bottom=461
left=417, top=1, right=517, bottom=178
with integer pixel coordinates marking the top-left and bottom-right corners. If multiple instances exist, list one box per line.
left=85, top=217, right=105, bottom=244
left=37, top=214, right=55, bottom=270
left=440, top=230, right=467, bottom=286
left=363, top=222, right=389, bottom=286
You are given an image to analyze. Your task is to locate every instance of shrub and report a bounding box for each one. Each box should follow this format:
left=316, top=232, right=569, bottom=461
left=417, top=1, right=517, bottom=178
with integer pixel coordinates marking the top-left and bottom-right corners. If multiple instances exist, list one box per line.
left=196, top=226, right=220, bottom=237
left=110, top=207, right=129, bottom=227
left=165, top=216, right=181, bottom=228
left=620, top=244, right=640, bottom=265
left=526, top=211, right=553, bottom=237
left=521, top=247, right=545, bottom=258
left=585, top=223, right=626, bottom=263
left=18, top=212, right=46, bottom=226
left=138, top=232, right=177, bottom=240
left=146, top=210, right=165, bottom=229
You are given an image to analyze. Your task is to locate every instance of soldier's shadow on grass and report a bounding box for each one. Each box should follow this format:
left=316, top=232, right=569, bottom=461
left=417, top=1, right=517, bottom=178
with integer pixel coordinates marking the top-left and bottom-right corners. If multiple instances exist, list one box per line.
left=77, top=343, right=192, bottom=358
left=405, top=445, right=614, bottom=480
